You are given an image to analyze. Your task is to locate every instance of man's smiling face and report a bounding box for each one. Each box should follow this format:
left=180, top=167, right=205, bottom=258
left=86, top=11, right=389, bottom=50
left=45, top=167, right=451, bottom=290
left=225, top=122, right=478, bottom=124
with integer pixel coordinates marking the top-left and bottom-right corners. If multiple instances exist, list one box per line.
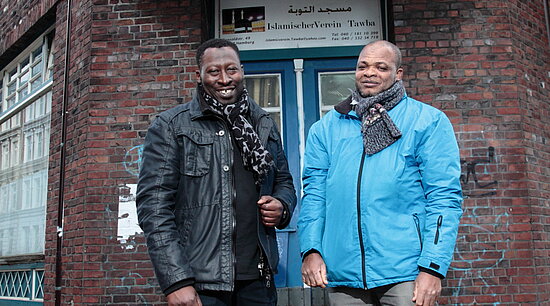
left=355, top=42, right=403, bottom=97
left=197, top=46, right=244, bottom=104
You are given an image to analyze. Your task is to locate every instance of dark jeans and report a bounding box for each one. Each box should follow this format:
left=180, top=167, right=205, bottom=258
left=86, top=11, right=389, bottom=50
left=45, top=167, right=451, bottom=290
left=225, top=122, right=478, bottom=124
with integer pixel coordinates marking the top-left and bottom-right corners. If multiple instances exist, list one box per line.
left=199, top=279, right=277, bottom=306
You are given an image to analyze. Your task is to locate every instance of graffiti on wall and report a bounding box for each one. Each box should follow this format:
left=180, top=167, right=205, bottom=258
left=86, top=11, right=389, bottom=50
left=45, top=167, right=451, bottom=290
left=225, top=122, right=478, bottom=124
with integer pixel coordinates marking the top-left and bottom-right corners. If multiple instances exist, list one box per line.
left=449, top=208, right=509, bottom=303
left=449, top=146, right=504, bottom=305
left=460, top=147, right=497, bottom=198
left=123, top=145, right=144, bottom=178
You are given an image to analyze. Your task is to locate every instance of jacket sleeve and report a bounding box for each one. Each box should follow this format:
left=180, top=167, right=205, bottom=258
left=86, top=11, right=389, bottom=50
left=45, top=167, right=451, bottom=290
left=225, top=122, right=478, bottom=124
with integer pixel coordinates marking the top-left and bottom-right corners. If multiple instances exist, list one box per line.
left=415, top=111, right=463, bottom=277
left=298, top=122, right=329, bottom=258
left=270, top=125, right=297, bottom=229
left=136, top=116, right=194, bottom=293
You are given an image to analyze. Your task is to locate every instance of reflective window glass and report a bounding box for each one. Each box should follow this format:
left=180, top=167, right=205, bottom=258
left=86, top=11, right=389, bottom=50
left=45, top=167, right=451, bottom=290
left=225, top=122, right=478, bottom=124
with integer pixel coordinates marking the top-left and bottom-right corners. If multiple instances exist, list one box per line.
left=245, top=74, right=283, bottom=138
left=318, top=71, right=355, bottom=117
left=0, top=37, right=52, bottom=259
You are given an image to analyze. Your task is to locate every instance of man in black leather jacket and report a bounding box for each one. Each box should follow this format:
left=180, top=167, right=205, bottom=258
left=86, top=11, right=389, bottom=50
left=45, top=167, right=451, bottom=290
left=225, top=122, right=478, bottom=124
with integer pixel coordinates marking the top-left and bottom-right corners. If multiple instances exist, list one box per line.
left=136, top=39, right=296, bottom=306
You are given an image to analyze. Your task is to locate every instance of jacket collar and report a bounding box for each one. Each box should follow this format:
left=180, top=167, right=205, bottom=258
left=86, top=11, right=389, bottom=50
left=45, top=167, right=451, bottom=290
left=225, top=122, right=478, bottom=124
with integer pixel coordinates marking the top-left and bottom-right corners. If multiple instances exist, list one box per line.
left=334, top=92, right=409, bottom=116
left=334, top=95, right=354, bottom=115
left=187, top=89, right=217, bottom=119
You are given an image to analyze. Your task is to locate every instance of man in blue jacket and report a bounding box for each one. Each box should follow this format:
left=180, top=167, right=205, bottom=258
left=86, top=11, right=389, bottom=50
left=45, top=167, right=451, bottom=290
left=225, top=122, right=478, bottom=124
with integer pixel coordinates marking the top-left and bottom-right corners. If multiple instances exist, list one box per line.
left=299, top=40, right=462, bottom=306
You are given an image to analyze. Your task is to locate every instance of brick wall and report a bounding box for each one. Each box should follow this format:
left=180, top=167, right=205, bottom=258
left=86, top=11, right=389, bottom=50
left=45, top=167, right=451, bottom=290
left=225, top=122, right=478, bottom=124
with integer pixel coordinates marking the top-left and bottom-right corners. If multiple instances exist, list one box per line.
left=507, top=0, right=550, bottom=303
left=42, top=0, right=202, bottom=304
left=1, top=0, right=548, bottom=304
left=44, top=0, right=96, bottom=304
left=393, top=0, right=549, bottom=304
left=85, top=0, right=200, bottom=304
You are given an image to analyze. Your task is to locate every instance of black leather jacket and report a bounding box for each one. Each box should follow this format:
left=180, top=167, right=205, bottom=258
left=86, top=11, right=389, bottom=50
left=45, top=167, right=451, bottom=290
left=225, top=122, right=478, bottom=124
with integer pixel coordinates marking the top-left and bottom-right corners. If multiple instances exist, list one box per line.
left=136, top=95, right=296, bottom=293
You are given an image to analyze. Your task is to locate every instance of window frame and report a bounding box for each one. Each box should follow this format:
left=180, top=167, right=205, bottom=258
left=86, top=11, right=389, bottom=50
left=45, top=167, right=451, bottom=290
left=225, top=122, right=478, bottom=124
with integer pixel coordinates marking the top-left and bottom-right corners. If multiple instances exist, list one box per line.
left=0, top=30, right=54, bottom=128
left=0, top=28, right=53, bottom=262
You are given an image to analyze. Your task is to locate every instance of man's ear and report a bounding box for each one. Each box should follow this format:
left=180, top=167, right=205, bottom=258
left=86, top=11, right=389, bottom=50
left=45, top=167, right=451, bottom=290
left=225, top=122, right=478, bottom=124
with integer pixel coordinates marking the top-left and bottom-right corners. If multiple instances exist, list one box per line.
left=195, top=69, right=202, bottom=83
left=396, top=67, right=404, bottom=81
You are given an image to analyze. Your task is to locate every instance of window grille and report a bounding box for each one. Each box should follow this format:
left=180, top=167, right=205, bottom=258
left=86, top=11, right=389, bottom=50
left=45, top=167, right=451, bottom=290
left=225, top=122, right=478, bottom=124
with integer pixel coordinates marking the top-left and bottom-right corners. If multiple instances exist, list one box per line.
left=0, top=268, right=44, bottom=301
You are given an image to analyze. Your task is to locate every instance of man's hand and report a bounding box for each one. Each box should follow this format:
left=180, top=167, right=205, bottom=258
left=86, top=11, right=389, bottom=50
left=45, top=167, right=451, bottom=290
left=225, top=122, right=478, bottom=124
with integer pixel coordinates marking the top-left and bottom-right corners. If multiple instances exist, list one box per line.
left=166, top=286, right=202, bottom=306
left=257, top=195, right=283, bottom=227
left=412, top=271, right=441, bottom=306
left=301, top=252, right=328, bottom=288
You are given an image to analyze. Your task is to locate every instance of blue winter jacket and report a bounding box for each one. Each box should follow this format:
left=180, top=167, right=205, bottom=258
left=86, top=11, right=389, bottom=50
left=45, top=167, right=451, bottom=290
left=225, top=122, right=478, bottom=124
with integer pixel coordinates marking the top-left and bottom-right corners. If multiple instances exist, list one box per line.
left=298, top=93, right=463, bottom=289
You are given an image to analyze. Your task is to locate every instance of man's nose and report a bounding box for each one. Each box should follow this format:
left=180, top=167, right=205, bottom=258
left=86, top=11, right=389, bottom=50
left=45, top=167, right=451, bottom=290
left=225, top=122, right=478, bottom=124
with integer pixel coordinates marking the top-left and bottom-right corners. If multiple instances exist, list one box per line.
left=363, top=66, right=377, bottom=77
left=218, top=70, right=232, bottom=84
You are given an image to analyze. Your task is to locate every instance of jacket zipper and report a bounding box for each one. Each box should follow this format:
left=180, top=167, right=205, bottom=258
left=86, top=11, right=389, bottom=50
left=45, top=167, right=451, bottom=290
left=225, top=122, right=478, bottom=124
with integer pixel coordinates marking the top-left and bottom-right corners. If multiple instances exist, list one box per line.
left=356, top=150, right=368, bottom=289
left=222, top=120, right=237, bottom=290
left=413, top=213, right=423, bottom=251
left=228, top=114, right=269, bottom=289
left=434, top=215, right=443, bottom=245
left=256, top=115, right=273, bottom=287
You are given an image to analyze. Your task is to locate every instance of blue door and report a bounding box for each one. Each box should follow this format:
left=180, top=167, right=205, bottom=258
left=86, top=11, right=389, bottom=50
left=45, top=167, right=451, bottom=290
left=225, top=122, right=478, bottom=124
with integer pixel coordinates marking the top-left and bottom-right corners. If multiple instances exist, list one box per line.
left=243, top=58, right=356, bottom=288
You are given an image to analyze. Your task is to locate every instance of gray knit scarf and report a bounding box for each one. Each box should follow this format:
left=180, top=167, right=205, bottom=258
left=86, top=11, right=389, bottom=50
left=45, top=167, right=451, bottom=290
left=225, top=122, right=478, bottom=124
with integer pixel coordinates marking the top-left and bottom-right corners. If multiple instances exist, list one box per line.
left=199, top=84, right=274, bottom=185
left=352, top=80, right=406, bottom=154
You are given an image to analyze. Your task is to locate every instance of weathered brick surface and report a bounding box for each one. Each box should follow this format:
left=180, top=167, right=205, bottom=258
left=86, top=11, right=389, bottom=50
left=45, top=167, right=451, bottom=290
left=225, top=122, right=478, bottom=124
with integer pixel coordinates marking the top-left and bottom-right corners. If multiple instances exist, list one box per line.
left=47, top=0, right=201, bottom=304
left=394, top=0, right=549, bottom=304
left=0, top=0, right=203, bottom=304
left=42, top=0, right=94, bottom=304
left=506, top=0, right=550, bottom=303
left=1, top=0, right=548, bottom=304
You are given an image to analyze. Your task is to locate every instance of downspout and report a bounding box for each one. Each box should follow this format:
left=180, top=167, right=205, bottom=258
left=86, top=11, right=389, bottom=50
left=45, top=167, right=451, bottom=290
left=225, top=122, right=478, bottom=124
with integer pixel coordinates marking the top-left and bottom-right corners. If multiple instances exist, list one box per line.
left=293, top=59, right=305, bottom=176
left=55, top=0, right=72, bottom=305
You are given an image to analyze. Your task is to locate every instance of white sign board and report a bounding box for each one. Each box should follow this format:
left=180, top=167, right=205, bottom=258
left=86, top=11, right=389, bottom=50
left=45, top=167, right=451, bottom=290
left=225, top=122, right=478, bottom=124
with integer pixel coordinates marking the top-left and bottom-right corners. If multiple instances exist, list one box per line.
left=217, top=0, right=383, bottom=51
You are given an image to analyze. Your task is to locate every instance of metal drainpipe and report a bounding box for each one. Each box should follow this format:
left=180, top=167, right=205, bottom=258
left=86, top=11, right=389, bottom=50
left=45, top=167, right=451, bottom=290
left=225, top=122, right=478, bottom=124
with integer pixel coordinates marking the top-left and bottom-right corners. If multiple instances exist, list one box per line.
left=55, top=0, right=72, bottom=305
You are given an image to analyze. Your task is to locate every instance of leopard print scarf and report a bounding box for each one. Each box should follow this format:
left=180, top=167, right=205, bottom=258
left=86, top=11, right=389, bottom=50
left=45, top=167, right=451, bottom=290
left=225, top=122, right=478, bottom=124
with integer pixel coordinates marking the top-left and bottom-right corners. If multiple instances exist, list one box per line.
left=200, top=84, right=274, bottom=184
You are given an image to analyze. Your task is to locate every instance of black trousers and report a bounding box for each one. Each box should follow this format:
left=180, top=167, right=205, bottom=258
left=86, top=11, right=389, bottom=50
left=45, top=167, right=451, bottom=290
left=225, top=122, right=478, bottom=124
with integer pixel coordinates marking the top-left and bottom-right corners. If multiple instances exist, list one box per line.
left=199, top=279, right=277, bottom=306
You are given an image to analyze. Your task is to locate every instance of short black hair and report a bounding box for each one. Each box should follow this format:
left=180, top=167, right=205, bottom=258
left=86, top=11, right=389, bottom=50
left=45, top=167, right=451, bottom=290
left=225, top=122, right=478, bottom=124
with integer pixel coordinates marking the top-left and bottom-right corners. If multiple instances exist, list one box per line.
left=195, top=38, right=240, bottom=68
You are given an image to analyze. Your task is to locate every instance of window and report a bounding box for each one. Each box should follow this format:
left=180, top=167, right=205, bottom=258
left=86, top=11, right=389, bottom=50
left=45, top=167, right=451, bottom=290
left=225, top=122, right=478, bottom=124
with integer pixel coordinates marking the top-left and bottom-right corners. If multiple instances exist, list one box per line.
left=1, top=141, right=7, bottom=170
left=0, top=31, right=53, bottom=261
left=0, top=266, right=44, bottom=301
left=318, top=71, right=355, bottom=117
left=10, top=138, right=19, bottom=166
left=244, top=74, right=284, bottom=139
left=3, top=45, right=47, bottom=117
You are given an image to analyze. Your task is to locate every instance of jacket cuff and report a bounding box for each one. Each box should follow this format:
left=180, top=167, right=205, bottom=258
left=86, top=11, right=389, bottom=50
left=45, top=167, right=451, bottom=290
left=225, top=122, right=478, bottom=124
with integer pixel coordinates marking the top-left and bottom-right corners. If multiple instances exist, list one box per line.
left=417, top=257, right=449, bottom=277
left=301, top=249, right=320, bottom=261
left=419, top=267, right=444, bottom=279
left=163, top=278, right=195, bottom=296
left=276, top=199, right=291, bottom=229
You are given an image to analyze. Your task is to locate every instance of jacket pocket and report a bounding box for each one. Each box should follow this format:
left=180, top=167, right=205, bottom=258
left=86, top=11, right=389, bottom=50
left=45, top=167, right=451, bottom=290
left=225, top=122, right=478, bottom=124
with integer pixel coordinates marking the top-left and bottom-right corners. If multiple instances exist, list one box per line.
left=434, top=215, right=443, bottom=245
left=179, top=129, right=214, bottom=176
left=413, top=213, right=423, bottom=251
left=174, top=205, right=200, bottom=245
